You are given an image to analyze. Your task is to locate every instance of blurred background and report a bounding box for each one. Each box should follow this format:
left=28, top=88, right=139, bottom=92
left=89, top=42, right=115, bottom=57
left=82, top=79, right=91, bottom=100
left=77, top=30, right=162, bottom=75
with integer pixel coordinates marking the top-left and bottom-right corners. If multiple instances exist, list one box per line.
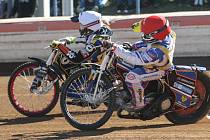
left=1, top=0, right=210, bottom=18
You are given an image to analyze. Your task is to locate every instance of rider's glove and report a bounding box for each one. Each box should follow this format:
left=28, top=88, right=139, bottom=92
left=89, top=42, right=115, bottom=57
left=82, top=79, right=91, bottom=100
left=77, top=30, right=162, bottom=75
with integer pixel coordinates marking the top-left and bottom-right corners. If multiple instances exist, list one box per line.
left=50, top=40, right=63, bottom=49
left=101, top=40, right=116, bottom=50
left=59, top=37, right=76, bottom=44
left=59, top=37, right=86, bottom=44
left=122, top=42, right=132, bottom=50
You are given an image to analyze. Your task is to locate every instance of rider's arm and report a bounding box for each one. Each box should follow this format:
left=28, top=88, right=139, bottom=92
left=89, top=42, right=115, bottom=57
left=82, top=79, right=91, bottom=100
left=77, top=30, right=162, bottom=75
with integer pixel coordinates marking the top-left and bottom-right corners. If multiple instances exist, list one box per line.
left=59, top=36, right=86, bottom=44
left=114, top=45, right=165, bottom=66
left=131, top=41, right=148, bottom=51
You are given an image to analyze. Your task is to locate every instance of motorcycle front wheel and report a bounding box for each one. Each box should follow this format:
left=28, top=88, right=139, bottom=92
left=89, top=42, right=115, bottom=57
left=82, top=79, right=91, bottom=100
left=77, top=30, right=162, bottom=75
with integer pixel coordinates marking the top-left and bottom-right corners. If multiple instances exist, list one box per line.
left=8, top=61, right=60, bottom=117
left=60, top=68, right=114, bottom=130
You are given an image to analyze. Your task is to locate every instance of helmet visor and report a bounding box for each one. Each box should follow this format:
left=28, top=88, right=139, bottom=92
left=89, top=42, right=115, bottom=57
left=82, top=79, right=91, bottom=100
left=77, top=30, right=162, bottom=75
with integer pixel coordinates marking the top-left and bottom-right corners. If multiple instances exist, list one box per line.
left=131, top=21, right=142, bottom=32
left=79, top=24, right=94, bottom=36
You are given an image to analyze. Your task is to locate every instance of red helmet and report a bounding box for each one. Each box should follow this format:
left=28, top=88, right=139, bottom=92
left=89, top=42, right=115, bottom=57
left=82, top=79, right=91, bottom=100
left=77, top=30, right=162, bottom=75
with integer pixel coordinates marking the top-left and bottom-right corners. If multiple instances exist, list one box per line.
left=132, top=15, right=171, bottom=41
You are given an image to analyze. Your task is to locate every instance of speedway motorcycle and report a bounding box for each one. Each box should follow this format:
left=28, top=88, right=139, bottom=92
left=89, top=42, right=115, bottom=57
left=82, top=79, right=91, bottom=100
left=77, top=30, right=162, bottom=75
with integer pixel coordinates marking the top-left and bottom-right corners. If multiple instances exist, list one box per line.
left=7, top=40, right=107, bottom=117
left=60, top=45, right=210, bottom=130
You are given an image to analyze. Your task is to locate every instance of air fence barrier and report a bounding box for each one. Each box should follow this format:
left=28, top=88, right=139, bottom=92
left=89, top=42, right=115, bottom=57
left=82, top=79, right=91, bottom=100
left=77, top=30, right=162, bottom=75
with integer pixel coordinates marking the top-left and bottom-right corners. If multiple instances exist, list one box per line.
left=0, top=11, right=210, bottom=75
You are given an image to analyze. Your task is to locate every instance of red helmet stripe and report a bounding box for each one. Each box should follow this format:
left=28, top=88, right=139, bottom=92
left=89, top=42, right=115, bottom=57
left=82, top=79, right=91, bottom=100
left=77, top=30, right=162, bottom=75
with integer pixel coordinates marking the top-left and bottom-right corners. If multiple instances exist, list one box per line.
left=83, top=20, right=100, bottom=28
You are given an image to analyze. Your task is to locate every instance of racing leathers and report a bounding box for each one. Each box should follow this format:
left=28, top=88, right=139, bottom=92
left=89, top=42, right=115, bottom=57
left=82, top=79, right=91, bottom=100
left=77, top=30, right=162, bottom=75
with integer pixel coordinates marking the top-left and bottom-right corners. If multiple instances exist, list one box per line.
left=30, top=26, right=112, bottom=93
left=113, top=31, right=176, bottom=109
left=55, top=26, right=112, bottom=63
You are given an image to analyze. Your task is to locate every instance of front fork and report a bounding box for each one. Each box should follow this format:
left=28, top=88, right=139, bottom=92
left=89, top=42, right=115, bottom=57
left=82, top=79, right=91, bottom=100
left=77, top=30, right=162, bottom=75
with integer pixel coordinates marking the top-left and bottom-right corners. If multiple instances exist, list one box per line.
left=92, top=52, right=114, bottom=100
left=30, top=50, right=59, bottom=94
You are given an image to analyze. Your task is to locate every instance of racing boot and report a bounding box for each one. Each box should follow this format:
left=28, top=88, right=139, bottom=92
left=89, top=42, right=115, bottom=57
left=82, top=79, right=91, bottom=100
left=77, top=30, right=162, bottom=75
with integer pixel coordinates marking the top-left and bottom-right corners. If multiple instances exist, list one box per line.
left=126, top=86, right=145, bottom=111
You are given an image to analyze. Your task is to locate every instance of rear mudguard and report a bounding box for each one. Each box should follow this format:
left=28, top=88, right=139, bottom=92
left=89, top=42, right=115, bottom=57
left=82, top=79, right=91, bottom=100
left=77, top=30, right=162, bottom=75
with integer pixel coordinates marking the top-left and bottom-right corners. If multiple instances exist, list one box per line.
left=28, top=57, right=64, bottom=81
left=168, top=65, right=207, bottom=109
left=175, top=65, right=206, bottom=71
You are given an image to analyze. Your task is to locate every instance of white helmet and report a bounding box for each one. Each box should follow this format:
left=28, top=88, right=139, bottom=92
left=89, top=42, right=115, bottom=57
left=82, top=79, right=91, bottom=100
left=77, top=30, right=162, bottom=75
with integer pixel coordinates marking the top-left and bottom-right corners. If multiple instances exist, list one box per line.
left=79, top=11, right=103, bottom=32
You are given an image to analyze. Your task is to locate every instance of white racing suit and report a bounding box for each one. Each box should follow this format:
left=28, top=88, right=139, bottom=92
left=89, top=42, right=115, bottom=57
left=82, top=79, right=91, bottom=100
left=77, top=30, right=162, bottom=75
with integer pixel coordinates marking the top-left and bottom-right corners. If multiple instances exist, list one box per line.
left=113, top=31, right=176, bottom=109
left=30, top=27, right=112, bottom=92
left=59, top=26, right=112, bottom=63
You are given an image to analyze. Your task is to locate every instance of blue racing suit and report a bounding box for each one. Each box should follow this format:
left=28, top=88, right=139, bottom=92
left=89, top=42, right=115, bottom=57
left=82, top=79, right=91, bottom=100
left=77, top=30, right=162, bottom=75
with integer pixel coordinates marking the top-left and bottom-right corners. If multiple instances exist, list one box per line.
left=113, top=31, right=176, bottom=108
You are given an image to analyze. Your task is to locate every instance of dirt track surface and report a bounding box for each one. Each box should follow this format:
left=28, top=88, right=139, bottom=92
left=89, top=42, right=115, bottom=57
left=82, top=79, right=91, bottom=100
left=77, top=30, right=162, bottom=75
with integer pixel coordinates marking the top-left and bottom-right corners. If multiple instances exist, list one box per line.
left=1, top=76, right=210, bottom=140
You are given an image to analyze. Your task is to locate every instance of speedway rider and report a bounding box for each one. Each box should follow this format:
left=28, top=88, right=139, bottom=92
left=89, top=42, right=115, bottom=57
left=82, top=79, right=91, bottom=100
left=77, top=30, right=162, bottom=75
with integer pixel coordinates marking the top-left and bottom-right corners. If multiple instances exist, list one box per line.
left=30, top=11, right=113, bottom=93
left=51, top=10, right=113, bottom=63
left=101, top=15, right=176, bottom=110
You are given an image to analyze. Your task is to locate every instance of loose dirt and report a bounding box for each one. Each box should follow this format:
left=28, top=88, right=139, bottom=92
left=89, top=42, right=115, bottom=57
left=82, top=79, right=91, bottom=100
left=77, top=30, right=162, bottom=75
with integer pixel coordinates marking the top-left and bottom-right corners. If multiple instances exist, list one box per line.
left=1, top=76, right=210, bottom=140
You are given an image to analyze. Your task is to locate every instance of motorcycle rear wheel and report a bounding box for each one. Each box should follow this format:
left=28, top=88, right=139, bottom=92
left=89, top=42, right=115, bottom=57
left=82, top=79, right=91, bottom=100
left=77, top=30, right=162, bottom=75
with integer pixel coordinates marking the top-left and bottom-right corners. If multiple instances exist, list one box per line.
left=8, top=61, right=60, bottom=117
left=60, top=68, right=114, bottom=130
left=165, top=71, right=210, bottom=124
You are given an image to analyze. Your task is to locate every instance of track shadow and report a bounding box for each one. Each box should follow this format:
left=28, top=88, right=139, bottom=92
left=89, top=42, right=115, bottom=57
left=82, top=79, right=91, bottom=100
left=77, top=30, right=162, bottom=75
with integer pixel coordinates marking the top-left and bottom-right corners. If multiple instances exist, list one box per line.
left=0, top=113, right=63, bottom=126
left=12, top=123, right=177, bottom=139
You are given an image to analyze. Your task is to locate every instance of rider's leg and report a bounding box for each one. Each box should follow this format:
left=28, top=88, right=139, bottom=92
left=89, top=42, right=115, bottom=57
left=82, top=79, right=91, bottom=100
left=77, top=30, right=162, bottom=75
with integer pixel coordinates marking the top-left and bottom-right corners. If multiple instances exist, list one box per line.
left=125, top=67, right=165, bottom=109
